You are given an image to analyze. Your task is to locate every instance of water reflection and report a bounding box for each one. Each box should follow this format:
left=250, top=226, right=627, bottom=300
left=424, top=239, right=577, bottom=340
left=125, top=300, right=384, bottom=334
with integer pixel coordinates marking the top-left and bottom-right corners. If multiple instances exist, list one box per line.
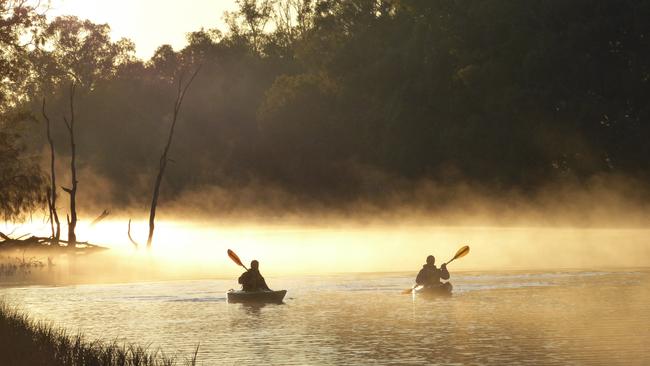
left=1, top=270, right=649, bottom=365
left=238, top=302, right=278, bottom=316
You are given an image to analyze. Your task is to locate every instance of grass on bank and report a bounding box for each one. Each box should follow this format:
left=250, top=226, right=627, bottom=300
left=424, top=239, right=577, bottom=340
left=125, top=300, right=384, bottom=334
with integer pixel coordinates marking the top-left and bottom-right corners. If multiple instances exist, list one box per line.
left=0, top=301, right=199, bottom=366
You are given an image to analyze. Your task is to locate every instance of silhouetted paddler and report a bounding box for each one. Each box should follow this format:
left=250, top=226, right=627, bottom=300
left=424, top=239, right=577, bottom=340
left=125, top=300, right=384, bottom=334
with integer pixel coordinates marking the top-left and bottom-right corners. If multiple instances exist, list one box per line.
left=238, top=260, right=271, bottom=291
left=416, top=255, right=450, bottom=287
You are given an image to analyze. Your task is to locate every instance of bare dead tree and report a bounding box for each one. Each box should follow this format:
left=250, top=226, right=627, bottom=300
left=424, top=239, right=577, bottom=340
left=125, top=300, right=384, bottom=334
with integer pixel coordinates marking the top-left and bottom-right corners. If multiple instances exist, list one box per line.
left=42, top=98, right=61, bottom=245
left=61, top=82, right=78, bottom=247
left=146, top=67, right=201, bottom=249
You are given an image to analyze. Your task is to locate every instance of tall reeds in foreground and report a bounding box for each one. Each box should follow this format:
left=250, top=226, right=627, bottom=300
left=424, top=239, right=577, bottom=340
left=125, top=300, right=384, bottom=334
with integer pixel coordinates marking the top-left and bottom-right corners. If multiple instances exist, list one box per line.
left=0, top=301, right=199, bottom=365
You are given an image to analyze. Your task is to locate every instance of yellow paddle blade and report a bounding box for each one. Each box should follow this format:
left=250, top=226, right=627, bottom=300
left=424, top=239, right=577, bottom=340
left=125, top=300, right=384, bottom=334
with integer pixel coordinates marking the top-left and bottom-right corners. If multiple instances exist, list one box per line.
left=227, top=249, right=245, bottom=268
left=452, top=245, right=470, bottom=260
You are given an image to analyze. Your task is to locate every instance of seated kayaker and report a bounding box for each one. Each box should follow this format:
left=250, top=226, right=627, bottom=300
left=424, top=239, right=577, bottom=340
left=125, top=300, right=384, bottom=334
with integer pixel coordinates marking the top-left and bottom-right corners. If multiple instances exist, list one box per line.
left=415, top=255, right=450, bottom=287
left=238, top=260, right=271, bottom=291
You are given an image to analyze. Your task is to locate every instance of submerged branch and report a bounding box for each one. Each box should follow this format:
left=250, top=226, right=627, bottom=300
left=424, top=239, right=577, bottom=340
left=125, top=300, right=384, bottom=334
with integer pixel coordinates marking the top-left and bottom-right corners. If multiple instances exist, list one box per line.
left=127, top=219, right=140, bottom=249
left=90, top=209, right=110, bottom=226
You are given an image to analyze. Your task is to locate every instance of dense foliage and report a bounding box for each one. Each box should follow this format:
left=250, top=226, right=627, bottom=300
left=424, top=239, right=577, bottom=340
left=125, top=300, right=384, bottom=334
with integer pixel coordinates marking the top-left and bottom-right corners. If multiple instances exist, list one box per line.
left=2, top=0, right=650, bottom=217
left=0, top=1, right=46, bottom=220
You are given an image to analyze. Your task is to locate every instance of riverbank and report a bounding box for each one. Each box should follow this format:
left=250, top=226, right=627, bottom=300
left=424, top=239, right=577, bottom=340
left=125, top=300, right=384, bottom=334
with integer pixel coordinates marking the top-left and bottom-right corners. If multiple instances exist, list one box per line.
left=0, top=301, right=198, bottom=366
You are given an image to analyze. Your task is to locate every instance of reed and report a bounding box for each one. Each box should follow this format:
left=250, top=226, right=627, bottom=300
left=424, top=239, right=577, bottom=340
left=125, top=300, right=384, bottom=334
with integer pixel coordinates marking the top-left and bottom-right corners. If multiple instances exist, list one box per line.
left=0, top=301, right=199, bottom=366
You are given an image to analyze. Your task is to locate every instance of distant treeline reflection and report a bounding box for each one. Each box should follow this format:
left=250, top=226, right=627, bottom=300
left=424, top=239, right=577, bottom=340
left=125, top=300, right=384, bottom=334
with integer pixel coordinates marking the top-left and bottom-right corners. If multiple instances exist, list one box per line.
left=2, top=0, right=649, bottom=217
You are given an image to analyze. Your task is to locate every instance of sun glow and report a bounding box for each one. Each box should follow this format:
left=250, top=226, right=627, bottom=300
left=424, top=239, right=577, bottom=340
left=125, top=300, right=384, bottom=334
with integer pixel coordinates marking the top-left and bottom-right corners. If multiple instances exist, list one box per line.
left=44, top=0, right=238, bottom=59
left=4, top=218, right=650, bottom=283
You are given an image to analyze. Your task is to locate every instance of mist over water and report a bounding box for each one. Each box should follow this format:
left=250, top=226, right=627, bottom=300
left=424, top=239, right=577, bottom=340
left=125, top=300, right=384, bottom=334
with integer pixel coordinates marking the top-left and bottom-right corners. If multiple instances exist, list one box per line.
left=3, top=218, right=649, bottom=365
left=3, top=217, right=649, bottom=283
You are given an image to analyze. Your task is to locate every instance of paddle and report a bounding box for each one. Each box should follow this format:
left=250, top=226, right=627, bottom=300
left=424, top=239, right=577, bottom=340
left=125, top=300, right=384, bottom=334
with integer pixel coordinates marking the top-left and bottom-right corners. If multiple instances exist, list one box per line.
left=445, top=245, right=470, bottom=265
left=402, top=245, right=470, bottom=294
left=227, top=249, right=248, bottom=270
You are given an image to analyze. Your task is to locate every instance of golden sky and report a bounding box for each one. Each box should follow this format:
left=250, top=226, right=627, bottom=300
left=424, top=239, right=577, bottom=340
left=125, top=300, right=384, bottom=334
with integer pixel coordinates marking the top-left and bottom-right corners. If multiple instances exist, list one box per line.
left=46, top=0, right=238, bottom=59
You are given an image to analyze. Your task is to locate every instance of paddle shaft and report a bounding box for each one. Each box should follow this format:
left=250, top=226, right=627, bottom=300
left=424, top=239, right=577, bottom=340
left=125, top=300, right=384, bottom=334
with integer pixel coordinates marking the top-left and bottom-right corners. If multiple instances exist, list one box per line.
left=444, top=245, right=470, bottom=266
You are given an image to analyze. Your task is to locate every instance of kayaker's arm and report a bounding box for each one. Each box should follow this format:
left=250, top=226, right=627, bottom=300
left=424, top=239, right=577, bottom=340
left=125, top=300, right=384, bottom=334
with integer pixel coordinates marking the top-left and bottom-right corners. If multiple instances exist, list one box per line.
left=440, top=264, right=450, bottom=280
left=238, top=271, right=249, bottom=284
left=415, top=268, right=426, bottom=285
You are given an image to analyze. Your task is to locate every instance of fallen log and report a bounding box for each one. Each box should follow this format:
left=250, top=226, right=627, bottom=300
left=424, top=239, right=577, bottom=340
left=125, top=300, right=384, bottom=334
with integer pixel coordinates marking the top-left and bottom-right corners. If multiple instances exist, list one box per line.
left=0, top=231, right=109, bottom=252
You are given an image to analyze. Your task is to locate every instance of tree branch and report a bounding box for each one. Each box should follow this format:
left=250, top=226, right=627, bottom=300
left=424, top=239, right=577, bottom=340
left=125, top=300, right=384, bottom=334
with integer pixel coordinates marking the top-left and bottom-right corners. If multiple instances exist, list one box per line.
left=90, top=209, right=110, bottom=226
left=127, top=219, right=140, bottom=249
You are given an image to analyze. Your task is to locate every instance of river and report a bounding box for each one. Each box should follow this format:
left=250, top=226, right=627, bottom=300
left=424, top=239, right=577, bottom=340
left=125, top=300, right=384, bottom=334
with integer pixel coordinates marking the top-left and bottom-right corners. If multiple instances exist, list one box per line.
left=1, top=269, right=648, bottom=365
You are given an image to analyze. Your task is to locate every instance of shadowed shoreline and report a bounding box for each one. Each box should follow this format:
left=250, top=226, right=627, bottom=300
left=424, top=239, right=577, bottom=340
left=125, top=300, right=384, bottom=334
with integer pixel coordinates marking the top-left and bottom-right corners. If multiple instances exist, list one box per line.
left=0, top=301, right=199, bottom=366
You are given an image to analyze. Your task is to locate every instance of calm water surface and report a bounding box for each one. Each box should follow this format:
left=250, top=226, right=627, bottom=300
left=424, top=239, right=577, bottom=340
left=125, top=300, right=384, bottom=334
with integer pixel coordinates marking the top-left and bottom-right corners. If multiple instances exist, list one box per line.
left=1, top=270, right=649, bottom=365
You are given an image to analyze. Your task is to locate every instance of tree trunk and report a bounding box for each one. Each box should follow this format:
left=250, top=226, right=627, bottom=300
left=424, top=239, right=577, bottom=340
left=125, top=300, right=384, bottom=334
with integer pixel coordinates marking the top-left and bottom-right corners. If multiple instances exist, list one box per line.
left=42, top=98, right=60, bottom=245
left=62, top=82, right=78, bottom=248
left=147, top=67, right=200, bottom=249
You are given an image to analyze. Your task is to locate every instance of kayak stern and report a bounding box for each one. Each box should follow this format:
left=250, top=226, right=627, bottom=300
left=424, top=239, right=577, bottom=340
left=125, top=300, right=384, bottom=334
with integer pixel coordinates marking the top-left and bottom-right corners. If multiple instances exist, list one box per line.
left=414, top=282, right=453, bottom=298
left=227, top=289, right=287, bottom=304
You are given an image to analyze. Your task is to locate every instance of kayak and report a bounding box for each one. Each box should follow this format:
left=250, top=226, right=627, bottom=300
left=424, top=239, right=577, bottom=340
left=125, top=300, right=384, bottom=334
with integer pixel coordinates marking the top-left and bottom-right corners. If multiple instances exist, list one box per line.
left=227, top=289, right=287, bottom=304
left=414, top=283, right=453, bottom=297
left=413, top=282, right=453, bottom=297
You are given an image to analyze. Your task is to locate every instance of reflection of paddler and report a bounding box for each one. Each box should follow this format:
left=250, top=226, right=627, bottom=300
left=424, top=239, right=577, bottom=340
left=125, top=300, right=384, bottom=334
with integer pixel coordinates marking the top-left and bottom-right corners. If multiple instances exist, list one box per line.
left=238, top=260, right=271, bottom=291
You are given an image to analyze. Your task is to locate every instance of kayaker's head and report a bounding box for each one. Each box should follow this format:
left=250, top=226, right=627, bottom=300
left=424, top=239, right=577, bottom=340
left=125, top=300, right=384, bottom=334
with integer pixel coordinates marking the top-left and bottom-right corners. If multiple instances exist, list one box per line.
left=251, top=260, right=259, bottom=270
left=426, top=255, right=435, bottom=265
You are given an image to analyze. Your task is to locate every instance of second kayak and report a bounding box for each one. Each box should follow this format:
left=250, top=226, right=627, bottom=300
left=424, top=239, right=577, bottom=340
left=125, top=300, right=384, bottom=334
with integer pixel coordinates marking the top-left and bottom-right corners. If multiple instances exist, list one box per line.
left=227, top=289, right=287, bottom=304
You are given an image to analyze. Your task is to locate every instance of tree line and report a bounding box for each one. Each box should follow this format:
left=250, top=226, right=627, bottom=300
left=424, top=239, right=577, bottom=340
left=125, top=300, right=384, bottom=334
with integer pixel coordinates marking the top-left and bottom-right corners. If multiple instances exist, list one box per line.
left=2, top=0, right=649, bottom=224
